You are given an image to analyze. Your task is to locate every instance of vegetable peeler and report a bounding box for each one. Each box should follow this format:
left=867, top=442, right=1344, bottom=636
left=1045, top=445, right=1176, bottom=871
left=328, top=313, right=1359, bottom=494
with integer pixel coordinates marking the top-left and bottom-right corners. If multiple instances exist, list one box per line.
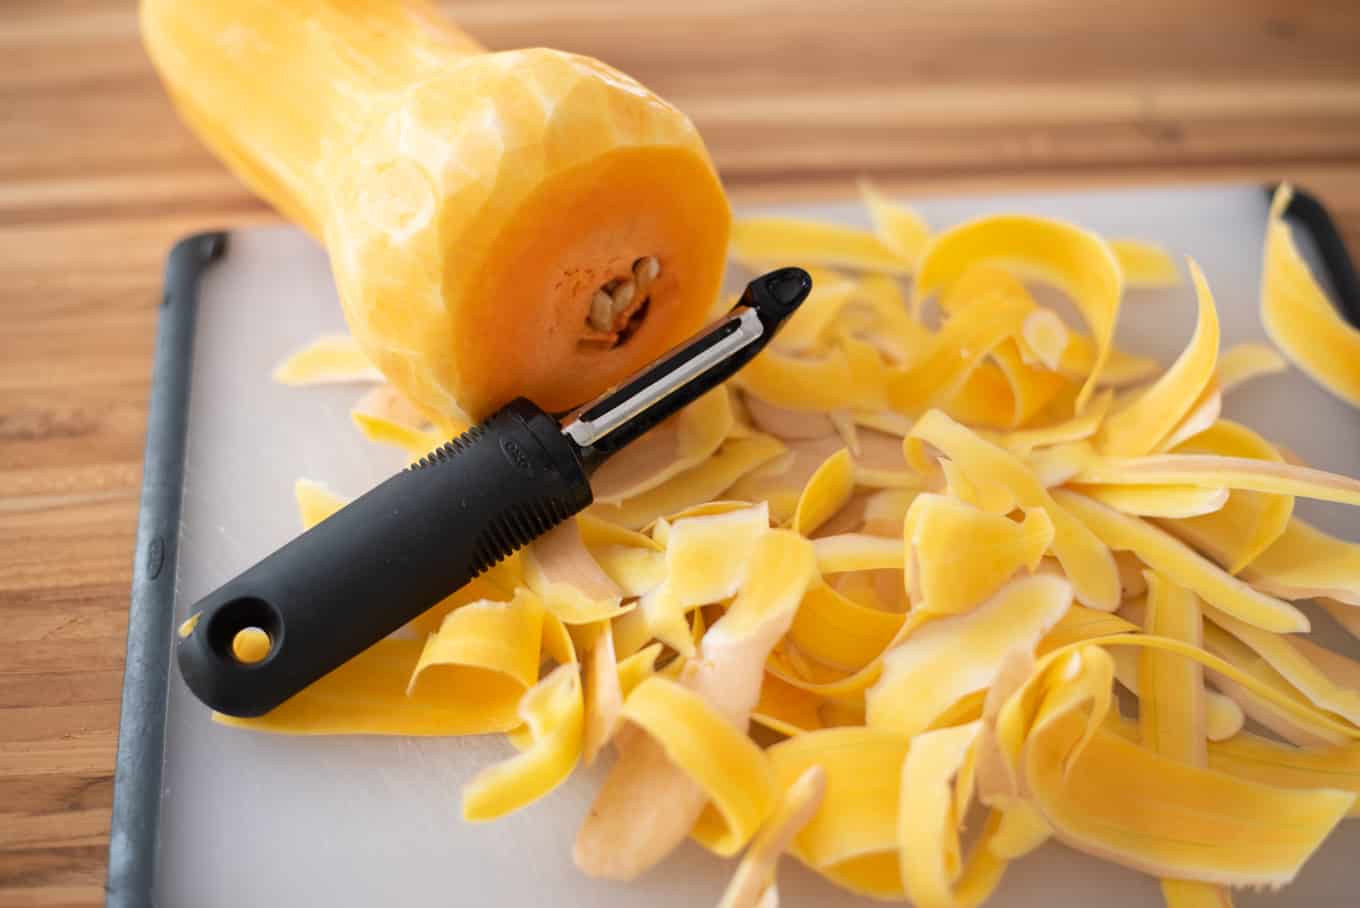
left=179, top=267, right=813, bottom=717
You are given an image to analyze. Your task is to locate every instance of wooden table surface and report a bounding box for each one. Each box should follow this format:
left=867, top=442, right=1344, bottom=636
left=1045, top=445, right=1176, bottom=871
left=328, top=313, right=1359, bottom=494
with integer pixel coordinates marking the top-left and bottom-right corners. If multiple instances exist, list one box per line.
left=3, top=1, right=1359, bottom=904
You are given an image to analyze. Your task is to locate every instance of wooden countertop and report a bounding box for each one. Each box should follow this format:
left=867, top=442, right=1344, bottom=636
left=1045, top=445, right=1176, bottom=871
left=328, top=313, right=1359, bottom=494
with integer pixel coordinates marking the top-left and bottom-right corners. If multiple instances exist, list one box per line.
left=2, top=1, right=1358, bottom=904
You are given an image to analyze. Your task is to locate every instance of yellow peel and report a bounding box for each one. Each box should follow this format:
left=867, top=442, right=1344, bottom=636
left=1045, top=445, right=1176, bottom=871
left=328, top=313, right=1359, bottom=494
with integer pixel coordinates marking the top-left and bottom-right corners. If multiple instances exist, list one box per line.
left=1206, top=606, right=1360, bottom=726
left=743, top=393, right=837, bottom=440
left=1164, top=419, right=1294, bottom=574
left=898, top=723, right=1008, bottom=908
left=867, top=575, right=1072, bottom=736
left=717, top=765, right=828, bottom=908
left=863, top=487, right=920, bottom=536
left=1057, top=333, right=1160, bottom=387
left=620, top=677, right=776, bottom=856
left=753, top=672, right=825, bottom=737
left=462, top=663, right=583, bottom=821
left=1096, top=260, right=1219, bottom=456
left=852, top=274, right=933, bottom=361
left=1025, top=441, right=1095, bottom=488
left=1053, top=489, right=1307, bottom=633
left=1073, top=483, right=1229, bottom=519
left=1065, top=632, right=1359, bottom=742
left=1078, top=453, right=1360, bottom=509
left=1037, top=605, right=1138, bottom=654
left=617, top=643, right=663, bottom=699
left=775, top=276, right=860, bottom=354
left=793, top=448, right=855, bottom=536
left=910, top=410, right=1120, bottom=610
left=273, top=334, right=382, bottom=385
left=732, top=216, right=911, bottom=275
left=294, top=478, right=348, bottom=529
left=1206, top=732, right=1360, bottom=818
left=1019, top=308, right=1068, bottom=371
left=789, top=582, right=904, bottom=674
left=591, top=387, right=734, bottom=504
left=590, top=435, right=785, bottom=530
left=906, top=494, right=1054, bottom=617
left=213, top=638, right=518, bottom=735
left=577, top=532, right=815, bottom=878
left=1106, top=646, right=1244, bottom=743
left=987, top=803, right=1050, bottom=860
left=522, top=520, right=631, bottom=625
left=1158, top=385, right=1222, bottom=453
left=1109, top=239, right=1181, bottom=289
left=813, top=533, right=903, bottom=574
left=859, top=181, right=931, bottom=266
left=351, top=410, right=442, bottom=458
left=915, top=214, right=1122, bottom=410
left=1217, top=342, right=1287, bottom=395
left=1321, top=597, right=1360, bottom=639
left=890, top=284, right=1033, bottom=414
left=1261, top=184, right=1360, bottom=407
left=1002, top=389, right=1113, bottom=455
left=642, top=503, right=771, bottom=655
left=991, top=339, right=1070, bottom=428
left=767, top=727, right=911, bottom=899
left=990, top=645, right=1354, bottom=887
left=230, top=627, right=271, bottom=664
left=353, top=383, right=431, bottom=429
left=409, top=589, right=543, bottom=692
left=1139, top=573, right=1209, bottom=763
left=582, top=623, right=622, bottom=766
left=1199, top=622, right=1351, bottom=748
left=736, top=346, right=875, bottom=413
left=1245, top=518, right=1360, bottom=605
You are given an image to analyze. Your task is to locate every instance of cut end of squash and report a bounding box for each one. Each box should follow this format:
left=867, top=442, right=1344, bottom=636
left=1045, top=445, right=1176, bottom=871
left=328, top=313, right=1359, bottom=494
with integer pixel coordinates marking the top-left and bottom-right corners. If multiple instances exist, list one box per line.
left=443, top=145, right=731, bottom=419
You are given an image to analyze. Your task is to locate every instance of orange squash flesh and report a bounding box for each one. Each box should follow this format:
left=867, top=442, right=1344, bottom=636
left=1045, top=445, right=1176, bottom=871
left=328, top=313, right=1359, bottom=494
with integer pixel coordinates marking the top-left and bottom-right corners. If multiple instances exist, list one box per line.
left=141, top=0, right=731, bottom=421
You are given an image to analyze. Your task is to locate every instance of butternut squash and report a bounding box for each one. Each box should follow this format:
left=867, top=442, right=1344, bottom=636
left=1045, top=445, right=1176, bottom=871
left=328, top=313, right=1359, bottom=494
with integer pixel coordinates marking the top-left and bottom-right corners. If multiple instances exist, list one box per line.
left=142, top=0, right=731, bottom=420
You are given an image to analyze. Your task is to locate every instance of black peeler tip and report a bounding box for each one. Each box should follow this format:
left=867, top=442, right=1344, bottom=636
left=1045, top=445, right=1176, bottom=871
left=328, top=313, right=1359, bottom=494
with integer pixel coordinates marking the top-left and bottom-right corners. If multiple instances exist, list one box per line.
left=762, top=266, right=814, bottom=310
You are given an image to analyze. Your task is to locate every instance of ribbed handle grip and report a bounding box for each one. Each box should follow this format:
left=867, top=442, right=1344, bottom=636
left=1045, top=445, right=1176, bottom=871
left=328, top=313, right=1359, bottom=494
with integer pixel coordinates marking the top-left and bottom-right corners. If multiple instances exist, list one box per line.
left=177, top=398, right=591, bottom=717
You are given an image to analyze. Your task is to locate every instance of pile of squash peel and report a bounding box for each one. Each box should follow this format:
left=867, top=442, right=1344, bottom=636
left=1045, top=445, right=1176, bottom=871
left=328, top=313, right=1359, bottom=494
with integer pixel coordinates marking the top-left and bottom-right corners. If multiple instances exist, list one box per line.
left=241, top=184, right=1360, bottom=908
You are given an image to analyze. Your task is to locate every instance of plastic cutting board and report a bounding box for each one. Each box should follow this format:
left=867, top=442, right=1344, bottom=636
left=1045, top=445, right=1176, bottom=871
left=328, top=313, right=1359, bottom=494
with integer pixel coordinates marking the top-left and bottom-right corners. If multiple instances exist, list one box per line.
left=112, top=183, right=1360, bottom=907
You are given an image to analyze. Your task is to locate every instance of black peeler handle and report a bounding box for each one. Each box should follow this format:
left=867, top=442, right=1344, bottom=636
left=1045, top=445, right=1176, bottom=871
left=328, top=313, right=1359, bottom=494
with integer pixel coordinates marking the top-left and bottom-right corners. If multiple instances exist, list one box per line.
left=177, top=399, right=592, bottom=717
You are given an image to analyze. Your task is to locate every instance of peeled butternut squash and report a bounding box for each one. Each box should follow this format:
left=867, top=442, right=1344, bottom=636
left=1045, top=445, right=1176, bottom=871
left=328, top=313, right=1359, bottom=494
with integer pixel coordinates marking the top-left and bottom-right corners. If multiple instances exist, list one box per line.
left=142, top=0, right=731, bottom=420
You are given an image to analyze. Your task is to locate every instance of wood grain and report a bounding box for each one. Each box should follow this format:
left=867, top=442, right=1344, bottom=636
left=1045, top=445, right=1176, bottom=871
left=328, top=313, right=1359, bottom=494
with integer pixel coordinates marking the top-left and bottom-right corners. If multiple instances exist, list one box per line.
left=1, top=1, right=1358, bottom=904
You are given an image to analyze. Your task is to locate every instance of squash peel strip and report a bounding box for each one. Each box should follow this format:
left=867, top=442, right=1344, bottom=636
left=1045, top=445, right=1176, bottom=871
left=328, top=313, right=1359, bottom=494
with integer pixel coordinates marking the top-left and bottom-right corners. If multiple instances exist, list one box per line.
left=910, top=410, right=1120, bottom=610
left=1261, top=184, right=1360, bottom=407
left=1109, top=239, right=1181, bottom=289
left=988, top=644, right=1354, bottom=886
left=915, top=214, right=1123, bottom=410
left=717, top=765, right=828, bottom=908
left=899, top=722, right=1009, bottom=908
left=295, top=478, right=348, bottom=529
left=732, top=216, right=912, bottom=275
left=462, top=662, right=584, bottom=821
left=867, top=575, right=1072, bottom=738
left=273, top=334, right=383, bottom=385
left=859, top=181, right=932, bottom=266
left=1096, top=260, right=1219, bottom=457
left=1217, top=342, right=1287, bottom=395
left=575, top=530, right=815, bottom=879
left=1053, top=489, right=1308, bottom=633
left=1138, top=574, right=1236, bottom=907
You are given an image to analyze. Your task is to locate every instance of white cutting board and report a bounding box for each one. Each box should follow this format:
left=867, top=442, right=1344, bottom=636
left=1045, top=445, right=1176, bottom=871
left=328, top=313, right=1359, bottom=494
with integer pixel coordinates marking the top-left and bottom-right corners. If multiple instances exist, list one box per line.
left=157, top=184, right=1359, bottom=907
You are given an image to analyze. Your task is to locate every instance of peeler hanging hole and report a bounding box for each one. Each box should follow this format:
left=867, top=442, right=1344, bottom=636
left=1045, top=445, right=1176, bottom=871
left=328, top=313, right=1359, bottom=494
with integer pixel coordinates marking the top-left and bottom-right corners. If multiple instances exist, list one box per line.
left=231, top=627, right=272, bottom=664
left=205, top=596, right=282, bottom=668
